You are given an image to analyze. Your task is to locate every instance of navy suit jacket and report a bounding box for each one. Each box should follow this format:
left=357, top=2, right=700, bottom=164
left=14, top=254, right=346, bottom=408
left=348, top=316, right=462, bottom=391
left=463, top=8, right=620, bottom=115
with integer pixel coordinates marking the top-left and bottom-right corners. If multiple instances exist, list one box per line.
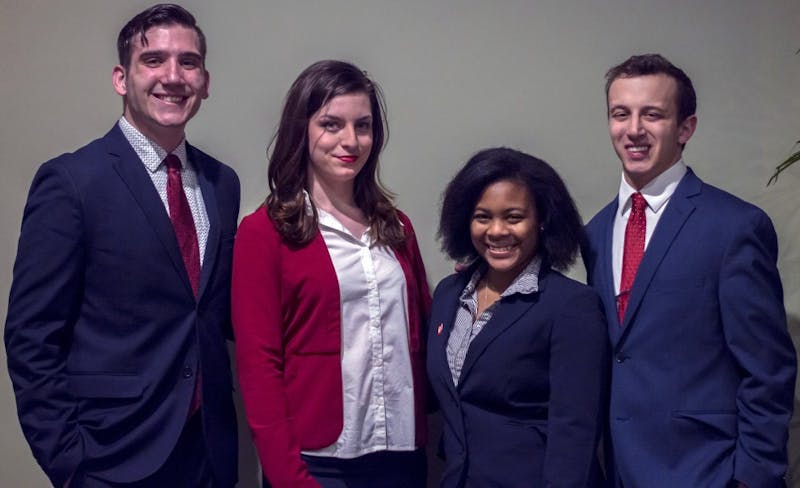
left=427, top=263, right=609, bottom=488
left=5, top=125, right=240, bottom=487
left=583, top=168, right=796, bottom=488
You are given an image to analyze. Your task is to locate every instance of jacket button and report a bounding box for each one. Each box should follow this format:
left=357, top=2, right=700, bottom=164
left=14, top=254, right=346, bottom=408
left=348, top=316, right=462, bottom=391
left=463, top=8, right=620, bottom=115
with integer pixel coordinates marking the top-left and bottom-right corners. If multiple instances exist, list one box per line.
left=183, top=366, right=193, bottom=378
left=615, top=353, right=626, bottom=363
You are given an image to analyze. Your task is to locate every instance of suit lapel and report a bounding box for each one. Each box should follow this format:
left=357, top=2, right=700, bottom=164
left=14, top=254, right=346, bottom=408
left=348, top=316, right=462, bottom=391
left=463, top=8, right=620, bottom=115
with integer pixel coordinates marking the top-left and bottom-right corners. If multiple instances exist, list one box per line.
left=190, top=145, right=219, bottom=301
left=596, top=200, right=624, bottom=345
left=429, top=270, right=477, bottom=402
left=106, top=126, right=195, bottom=297
left=457, top=284, right=539, bottom=387
left=617, top=170, right=701, bottom=341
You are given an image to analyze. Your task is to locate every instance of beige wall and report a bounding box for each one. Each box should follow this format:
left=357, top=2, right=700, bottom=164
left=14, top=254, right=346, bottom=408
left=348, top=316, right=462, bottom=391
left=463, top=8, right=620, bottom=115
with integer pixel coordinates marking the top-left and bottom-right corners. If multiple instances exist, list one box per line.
left=1, top=0, right=799, bottom=485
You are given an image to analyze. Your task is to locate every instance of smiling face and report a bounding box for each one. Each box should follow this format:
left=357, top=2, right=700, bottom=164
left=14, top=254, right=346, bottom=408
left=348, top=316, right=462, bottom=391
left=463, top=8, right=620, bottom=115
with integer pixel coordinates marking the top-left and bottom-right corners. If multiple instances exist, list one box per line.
left=112, top=24, right=209, bottom=151
left=471, top=179, right=539, bottom=288
left=307, top=92, right=374, bottom=190
left=608, top=74, right=696, bottom=189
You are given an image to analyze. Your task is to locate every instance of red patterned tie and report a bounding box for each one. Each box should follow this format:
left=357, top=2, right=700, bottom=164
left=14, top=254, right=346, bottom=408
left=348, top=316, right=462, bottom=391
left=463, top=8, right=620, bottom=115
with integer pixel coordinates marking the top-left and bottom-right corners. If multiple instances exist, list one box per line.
left=165, top=155, right=202, bottom=416
left=618, top=192, right=647, bottom=324
left=165, top=154, right=200, bottom=296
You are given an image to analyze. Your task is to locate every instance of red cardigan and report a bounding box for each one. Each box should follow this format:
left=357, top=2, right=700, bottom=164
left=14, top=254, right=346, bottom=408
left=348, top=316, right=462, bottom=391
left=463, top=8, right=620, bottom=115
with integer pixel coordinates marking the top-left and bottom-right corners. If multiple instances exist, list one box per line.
left=231, top=207, right=431, bottom=487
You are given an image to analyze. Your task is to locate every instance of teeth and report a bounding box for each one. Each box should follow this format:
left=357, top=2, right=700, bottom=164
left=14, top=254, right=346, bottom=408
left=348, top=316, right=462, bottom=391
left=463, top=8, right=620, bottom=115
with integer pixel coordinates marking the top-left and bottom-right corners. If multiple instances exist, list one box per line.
left=629, top=146, right=648, bottom=152
left=158, top=95, right=184, bottom=103
left=488, top=245, right=515, bottom=252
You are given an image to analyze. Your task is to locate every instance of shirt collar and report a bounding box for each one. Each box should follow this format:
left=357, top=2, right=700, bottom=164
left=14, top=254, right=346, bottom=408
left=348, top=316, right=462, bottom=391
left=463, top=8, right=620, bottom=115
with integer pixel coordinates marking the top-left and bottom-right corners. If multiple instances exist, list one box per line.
left=617, top=159, right=687, bottom=217
left=460, top=255, right=542, bottom=301
left=118, top=116, right=189, bottom=172
left=302, top=190, right=372, bottom=243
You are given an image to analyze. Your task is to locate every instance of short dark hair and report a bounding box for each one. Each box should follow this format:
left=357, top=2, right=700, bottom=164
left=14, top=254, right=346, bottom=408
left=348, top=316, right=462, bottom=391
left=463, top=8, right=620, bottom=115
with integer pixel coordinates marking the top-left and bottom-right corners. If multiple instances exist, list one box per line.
left=267, top=60, right=402, bottom=248
left=117, top=4, right=206, bottom=69
left=438, top=147, right=585, bottom=271
left=605, top=53, right=696, bottom=123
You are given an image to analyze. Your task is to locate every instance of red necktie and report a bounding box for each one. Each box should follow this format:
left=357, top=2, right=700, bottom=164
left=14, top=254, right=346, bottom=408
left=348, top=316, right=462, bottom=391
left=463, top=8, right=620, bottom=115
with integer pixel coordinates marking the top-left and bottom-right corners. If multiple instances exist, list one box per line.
left=618, top=192, right=647, bottom=324
left=164, top=154, right=203, bottom=416
left=165, top=154, right=200, bottom=296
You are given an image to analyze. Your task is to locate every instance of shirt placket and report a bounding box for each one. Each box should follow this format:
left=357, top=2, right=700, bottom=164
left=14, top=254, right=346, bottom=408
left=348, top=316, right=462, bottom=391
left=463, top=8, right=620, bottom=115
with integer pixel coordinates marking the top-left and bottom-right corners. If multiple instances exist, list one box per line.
left=360, top=242, right=388, bottom=447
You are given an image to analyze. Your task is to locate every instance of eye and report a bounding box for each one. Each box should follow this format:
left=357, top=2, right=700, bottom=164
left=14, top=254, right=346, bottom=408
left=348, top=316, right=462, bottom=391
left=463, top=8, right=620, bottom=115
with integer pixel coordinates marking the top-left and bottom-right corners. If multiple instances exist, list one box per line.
left=320, top=120, right=341, bottom=132
left=355, top=120, right=372, bottom=134
left=644, top=111, right=663, bottom=120
left=610, top=110, right=628, bottom=121
left=472, top=213, right=490, bottom=224
left=142, top=56, right=162, bottom=68
left=180, top=57, right=202, bottom=69
left=506, top=214, right=524, bottom=224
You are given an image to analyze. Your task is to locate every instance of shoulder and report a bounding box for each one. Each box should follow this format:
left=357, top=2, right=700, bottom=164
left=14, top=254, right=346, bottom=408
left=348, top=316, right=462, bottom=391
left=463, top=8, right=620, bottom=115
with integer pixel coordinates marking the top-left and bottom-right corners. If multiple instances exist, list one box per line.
left=432, top=265, right=473, bottom=299
left=27, top=135, right=116, bottom=198
left=542, top=269, right=598, bottom=296
left=540, top=270, right=607, bottom=336
left=187, top=143, right=240, bottom=186
left=585, top=198, right=616, bottom=233
left=434, top=272, right=461, bottom=293
left=238, top=207, right=278, bottom=239
left=396, top=209, right=416, bottom=234
left=394, top=208, right=424, bottom=255
left=40, top=131, right=110, bottom=170
left=695, top=180, right=768, bottom=219
left=233, top=208, right=285, bottom=269
left=686, top=179, right=776, bottom=244
left=539, top=269, right=603, bottom=311
left=430, top=273, right=461, bottom=312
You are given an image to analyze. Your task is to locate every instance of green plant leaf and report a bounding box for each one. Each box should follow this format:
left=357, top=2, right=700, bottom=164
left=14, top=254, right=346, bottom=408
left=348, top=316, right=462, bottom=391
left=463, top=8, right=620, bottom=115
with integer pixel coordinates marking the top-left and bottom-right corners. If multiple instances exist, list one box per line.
left=768, top=149, right=800, bottom=186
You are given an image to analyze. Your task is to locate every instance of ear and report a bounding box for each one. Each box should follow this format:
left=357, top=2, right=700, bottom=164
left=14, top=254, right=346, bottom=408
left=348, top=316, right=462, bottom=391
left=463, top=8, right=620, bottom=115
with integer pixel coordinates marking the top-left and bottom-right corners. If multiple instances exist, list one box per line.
left=678, top=114, right=697, bottom=145
left=200, top=69, right=210, bottom=100
left=112, top=65, right=127, bottom=96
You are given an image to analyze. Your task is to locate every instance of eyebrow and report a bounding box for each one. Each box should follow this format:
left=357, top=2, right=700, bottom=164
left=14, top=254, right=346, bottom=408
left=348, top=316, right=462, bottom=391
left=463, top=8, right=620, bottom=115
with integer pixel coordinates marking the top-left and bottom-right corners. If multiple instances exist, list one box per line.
left=473, top=206, right=528, bottom=213
left=608, top=104, right=667, bottom=113
left=316, top=114, right=372, bottom=122
left=137, top=49, right=202, bottom=60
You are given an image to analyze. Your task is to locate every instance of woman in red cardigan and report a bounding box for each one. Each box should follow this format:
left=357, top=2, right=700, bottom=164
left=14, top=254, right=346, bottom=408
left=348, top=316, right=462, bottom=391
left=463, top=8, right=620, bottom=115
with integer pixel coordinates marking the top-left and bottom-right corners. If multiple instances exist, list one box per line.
left=231, top=60, right=431, bottom=488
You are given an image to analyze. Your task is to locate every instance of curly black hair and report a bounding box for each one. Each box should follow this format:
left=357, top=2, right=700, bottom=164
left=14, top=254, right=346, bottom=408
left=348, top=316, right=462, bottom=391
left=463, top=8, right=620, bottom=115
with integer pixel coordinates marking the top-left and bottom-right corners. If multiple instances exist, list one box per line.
left=438, top=147, right=585, bottom=271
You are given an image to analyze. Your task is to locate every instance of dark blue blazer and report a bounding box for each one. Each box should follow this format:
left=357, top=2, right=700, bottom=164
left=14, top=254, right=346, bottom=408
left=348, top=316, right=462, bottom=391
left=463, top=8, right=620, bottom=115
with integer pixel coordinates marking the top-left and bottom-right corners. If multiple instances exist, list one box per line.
left=427, top=263, right=609, bottom=488
left=5, top=125, right=240, bottom=487
left=583, top=168, right=796, bottom=488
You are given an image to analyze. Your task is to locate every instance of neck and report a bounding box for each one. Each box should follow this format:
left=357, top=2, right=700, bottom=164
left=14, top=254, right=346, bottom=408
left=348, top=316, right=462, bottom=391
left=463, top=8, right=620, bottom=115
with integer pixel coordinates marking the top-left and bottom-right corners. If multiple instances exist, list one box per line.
left=483, top=269, right=514, bottom=295
left=625, top=157, right=682, bottom=190
left=483, top=255, right=536, bottom=294
left=123, top=113, right=185, bottom=153
left=308, top=173, right=357, bottom=213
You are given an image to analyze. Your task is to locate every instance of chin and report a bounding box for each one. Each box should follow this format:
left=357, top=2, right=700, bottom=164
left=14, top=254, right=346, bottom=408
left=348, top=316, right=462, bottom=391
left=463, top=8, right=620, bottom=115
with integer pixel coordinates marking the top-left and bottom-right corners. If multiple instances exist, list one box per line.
left=485, top=259, right=518, bottom=274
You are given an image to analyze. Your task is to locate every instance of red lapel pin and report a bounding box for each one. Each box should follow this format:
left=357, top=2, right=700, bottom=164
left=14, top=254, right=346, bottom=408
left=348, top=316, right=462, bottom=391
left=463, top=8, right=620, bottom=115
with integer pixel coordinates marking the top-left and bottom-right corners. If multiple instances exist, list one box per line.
left=437, top=323, right=443, bottom=335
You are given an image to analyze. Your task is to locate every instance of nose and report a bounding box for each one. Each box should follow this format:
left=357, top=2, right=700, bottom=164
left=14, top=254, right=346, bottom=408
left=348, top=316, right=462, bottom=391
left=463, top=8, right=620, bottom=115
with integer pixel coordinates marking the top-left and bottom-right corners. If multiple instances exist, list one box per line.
left=339, top=125, right=358, bottom=149
left=487, top=218, right=508, bottom=237
left=626, top=116, right=645, bottom=137
left=162, top=59, right=183, bottom=84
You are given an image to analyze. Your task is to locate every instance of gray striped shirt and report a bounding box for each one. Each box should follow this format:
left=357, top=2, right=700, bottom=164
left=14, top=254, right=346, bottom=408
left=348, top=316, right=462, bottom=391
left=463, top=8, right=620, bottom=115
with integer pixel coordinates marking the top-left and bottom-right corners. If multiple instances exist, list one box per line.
left=446, top=256, right=541, bottom=386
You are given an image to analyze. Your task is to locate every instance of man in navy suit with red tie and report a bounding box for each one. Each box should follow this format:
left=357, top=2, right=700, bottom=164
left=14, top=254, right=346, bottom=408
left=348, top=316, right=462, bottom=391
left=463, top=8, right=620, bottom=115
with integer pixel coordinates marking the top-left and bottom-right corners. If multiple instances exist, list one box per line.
left=583, top=54, right=796, bottom=487
left=5, top=4, right=239, bottom=487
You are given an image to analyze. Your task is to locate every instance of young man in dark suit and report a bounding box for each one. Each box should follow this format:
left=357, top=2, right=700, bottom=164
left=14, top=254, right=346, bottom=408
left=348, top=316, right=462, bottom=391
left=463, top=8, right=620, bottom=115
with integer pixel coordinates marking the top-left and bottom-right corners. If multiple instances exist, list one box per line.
left=583, top=53, right=796, bottom=488
left=5, top=4, right=239, bottom=487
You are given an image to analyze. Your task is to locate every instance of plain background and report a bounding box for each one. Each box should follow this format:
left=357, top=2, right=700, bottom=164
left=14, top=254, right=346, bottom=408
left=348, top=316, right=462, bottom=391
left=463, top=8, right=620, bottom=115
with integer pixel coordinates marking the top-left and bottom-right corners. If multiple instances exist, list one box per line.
left=1, top=0, right=799, bottom=486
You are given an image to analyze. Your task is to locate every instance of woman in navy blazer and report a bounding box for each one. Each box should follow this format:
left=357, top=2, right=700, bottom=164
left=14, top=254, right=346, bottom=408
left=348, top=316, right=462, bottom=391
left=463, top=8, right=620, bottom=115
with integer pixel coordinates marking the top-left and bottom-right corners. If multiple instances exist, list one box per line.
left=428, top=147, right=609, bottom=487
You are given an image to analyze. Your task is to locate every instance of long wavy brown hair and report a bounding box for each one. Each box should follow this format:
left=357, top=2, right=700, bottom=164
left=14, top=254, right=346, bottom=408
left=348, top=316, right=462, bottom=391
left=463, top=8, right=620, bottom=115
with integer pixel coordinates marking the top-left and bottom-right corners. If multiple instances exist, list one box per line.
left=266, top=60, right=404, bottom=248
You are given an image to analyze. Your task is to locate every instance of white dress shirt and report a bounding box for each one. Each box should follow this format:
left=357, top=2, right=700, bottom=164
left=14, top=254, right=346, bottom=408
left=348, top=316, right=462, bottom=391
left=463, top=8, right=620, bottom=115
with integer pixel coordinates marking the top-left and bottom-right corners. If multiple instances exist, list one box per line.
left=118, top=116, right=209, bottom=264
left=612, top=160, right=687, bottom=295
left=303, top=205, right=416, bottom=459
